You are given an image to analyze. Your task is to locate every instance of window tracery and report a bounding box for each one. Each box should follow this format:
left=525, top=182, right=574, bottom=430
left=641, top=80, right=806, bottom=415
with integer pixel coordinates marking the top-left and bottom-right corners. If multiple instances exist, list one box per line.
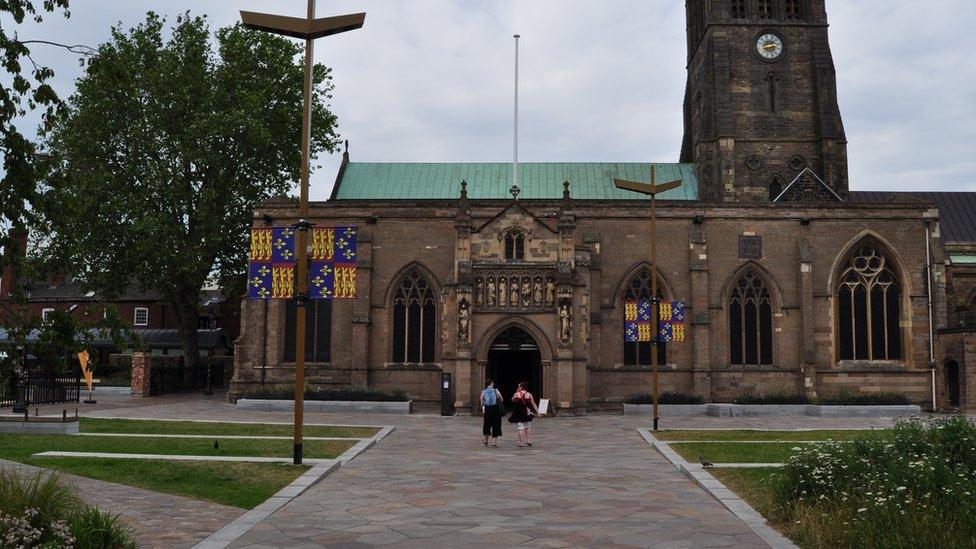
left=392, top=270, right=436, bottom=363
left=729, top=269, right=774, bottom=366
left=837, top=245, right=902, bottom=361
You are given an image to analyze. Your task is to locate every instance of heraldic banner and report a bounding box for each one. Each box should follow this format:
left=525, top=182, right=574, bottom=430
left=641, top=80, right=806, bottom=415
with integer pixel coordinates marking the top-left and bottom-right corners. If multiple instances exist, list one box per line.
left=625, top=299, right=687, bottom=343
left=310, top=226, right=358, bottom=299
left=249, top=227, right=296, bottom=300
left=248, top=226, right=358, bottom=300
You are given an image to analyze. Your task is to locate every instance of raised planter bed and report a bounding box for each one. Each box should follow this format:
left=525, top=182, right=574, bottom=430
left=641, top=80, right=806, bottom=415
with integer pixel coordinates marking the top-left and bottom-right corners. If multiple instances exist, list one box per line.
left=236, top=398, right=413, bottom=415
left=623, top=404, right=708, bottom=416
left=623, top=403, right=921, bottom=417
left=92, top=386, right=132, bottom=396
left=0, top=416, right=80, bottom=434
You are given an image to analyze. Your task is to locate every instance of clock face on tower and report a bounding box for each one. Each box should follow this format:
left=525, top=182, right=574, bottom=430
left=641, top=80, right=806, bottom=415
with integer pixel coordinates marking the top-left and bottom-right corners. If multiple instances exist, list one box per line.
left=756, top=33, right=784, bottom=61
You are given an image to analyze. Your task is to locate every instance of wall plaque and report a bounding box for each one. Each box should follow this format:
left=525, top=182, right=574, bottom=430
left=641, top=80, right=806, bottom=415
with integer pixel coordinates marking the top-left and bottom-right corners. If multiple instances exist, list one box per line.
left=739, top=236, right=762, bottom=259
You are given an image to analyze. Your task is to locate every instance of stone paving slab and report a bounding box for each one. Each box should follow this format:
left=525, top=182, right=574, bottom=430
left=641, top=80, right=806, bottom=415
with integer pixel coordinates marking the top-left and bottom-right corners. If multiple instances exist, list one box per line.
left=11, top=392, right=945, bottom=548
left=0, top=458, right=242, bottom=549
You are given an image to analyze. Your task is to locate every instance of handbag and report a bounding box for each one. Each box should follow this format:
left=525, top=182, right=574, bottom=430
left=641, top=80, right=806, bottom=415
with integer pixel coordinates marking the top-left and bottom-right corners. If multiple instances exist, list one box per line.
left=494, top=389, right=507, bottom=416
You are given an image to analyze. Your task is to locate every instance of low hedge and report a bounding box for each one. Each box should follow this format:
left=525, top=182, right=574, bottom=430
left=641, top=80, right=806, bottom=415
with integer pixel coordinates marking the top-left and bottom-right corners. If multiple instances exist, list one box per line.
left=734, top=392, right=811, bottom=405
left=242, top=387, right=409, bottom=402
left=734, top=390, right=911, bottom=406
left=817, top=390, right=911, bottom=406
left=626, top=392, right=705, bottom=405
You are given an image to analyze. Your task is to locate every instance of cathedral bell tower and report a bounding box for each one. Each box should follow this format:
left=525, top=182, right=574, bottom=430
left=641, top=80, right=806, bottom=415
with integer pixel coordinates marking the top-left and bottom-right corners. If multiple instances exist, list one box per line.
left=680, top=0, right=848, bottom=202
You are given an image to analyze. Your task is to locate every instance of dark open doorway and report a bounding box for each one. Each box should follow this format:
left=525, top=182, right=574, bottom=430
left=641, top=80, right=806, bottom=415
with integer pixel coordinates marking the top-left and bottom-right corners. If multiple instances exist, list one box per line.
left=946, top=359, right=961, bottom=408
left=487, top=327, right=542, bottom=404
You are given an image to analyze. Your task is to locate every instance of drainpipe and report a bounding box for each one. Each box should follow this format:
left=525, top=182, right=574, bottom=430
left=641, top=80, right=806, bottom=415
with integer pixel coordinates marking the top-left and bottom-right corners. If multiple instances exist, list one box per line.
left=925, top=221, right=937, bottom=411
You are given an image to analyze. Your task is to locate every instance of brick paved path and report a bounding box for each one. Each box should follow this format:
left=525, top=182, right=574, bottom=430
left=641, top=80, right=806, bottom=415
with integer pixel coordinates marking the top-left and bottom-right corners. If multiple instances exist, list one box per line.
left=10, top=394, right=917, bottom=548
left=0, top=459, right=242, bottom=549
left=225, top=415, right=766, bottom=548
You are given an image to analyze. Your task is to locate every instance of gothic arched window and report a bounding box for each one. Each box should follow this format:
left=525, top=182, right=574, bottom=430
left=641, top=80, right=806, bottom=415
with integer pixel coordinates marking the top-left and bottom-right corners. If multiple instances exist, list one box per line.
left=505, top=231, right=525, bottom=261
left=837, top=245, right=902, bottom=361
left=623, top=270, right=667, bottom=366
left=392, top=270, right=437, bottom=363
left=284, top=300, right=332, bottom=363
left=769, top=177, right=783, bottom=202
left=730, top=0, right=746, bottom=19
left=729, top=269, right=774, bottom=366
left=784, top=0, right=802, bottom=19
left=757, top=0, right=774, bottom=19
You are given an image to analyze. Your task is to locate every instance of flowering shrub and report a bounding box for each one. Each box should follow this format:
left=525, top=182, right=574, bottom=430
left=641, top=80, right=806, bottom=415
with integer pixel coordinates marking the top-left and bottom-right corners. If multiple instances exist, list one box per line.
left=776, top=415, right=976, bottom=548
left=0, top=468, right=134, bottom=549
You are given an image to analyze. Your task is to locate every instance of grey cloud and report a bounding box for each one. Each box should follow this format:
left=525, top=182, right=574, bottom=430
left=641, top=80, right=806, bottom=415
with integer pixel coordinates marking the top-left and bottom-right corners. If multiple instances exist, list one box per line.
left=5, top=0, right=974, bottom=198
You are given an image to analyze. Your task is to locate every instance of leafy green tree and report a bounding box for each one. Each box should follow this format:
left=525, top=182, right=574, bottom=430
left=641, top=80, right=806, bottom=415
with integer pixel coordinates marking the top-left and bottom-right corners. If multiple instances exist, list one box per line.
left=39, top=12, right=341, bottom=367
left=0, top=0, right=70, bottom=375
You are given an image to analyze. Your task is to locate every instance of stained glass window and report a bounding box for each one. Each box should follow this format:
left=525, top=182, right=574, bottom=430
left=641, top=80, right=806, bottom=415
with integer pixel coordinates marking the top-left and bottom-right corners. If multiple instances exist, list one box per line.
left=393, top=270, right=437, bottom=363
left=837, top=245, right=902, bottom=361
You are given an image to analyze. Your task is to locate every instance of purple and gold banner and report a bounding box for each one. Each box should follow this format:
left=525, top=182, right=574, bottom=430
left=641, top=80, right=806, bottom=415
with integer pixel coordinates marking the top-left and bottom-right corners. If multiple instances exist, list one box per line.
left=248, top=225, right=358, bottom=300
left=624, top=299, right=687, bottom=343
left=248, top=227, right=296, bottom=300
left=310, top=226, right=358, bottom=300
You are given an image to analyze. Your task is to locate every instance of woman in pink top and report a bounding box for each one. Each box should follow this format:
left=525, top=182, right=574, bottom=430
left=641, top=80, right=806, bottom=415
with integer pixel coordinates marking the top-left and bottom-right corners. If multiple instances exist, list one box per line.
left=508, top=381, right=543, bottom=447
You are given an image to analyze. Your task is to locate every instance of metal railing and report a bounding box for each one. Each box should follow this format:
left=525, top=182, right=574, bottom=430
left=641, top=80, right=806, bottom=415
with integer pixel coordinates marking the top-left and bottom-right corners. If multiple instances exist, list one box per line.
left=149, top=361, right=225, bottom=396
left=1, top=370, right=81, bottom=408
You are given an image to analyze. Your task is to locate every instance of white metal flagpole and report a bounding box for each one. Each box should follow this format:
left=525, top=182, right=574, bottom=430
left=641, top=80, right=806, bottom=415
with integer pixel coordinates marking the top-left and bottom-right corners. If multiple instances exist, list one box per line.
left=513, top=34, right=520, bottom=199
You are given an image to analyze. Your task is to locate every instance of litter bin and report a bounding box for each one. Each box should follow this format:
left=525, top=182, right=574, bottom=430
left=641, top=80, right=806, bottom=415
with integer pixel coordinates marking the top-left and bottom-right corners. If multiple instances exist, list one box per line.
left=440, top=372, right=453, bottom=416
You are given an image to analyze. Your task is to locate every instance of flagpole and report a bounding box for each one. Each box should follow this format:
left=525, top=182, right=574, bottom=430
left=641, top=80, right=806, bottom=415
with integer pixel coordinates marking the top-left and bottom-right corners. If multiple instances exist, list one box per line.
left=513, top=34, right=520, bottom=198
left=650, top=167, right=659, bottom=431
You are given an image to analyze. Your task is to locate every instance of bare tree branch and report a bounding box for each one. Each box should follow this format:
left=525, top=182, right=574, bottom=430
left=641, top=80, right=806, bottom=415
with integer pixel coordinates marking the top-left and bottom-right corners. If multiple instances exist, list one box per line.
left=14, top=39, right=96, bottom=56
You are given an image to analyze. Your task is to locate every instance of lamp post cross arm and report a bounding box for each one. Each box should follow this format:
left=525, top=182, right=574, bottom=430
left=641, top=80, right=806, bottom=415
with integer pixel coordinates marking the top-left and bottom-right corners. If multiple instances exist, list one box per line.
left=240, top=11, right=365, bottom=40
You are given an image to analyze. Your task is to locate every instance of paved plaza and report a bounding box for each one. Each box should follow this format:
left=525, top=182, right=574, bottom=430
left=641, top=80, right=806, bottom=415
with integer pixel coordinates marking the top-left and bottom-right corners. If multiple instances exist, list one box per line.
left=10, top=394, right=912, bottom=548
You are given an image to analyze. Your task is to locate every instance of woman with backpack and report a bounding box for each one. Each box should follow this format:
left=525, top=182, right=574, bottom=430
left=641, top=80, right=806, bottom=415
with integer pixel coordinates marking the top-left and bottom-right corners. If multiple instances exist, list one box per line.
left=508, top=381, right=543, bottom=447
left=481, top=379, right=504, bottom=447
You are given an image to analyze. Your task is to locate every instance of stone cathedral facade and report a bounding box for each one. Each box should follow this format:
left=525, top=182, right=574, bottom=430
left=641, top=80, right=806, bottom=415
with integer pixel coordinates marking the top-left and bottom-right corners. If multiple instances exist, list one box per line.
left=231, top=1, right=976, bottom=414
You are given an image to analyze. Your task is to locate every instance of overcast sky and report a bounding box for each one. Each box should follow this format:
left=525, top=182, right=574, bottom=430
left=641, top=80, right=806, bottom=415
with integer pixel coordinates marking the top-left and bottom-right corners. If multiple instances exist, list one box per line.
left=8, top=1, right=976, bottom=200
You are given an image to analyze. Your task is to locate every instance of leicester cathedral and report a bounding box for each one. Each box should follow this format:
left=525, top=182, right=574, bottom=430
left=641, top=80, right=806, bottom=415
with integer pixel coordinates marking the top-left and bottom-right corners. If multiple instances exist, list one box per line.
left=231, top=1, right=976, bottom=414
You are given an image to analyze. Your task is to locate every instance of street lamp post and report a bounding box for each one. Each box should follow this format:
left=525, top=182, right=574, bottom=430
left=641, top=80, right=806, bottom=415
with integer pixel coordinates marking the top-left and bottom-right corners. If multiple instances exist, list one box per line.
left=241, top=1, right=364, bottom=465
left=204, top=308, right=217, bottom=396
left=614, top=165, right=682, bottom=431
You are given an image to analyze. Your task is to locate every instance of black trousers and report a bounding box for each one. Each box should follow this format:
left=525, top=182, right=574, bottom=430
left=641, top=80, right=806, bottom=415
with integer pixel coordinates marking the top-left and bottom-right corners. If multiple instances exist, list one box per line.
left=483, top=404, right=502, bottom=437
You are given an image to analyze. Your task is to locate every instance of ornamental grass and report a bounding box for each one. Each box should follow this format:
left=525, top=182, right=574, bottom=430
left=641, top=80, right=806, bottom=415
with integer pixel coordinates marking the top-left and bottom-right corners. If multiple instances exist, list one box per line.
left=775, top=415, right=976, bottom=548
left=0, top=468, right=135, bottom=549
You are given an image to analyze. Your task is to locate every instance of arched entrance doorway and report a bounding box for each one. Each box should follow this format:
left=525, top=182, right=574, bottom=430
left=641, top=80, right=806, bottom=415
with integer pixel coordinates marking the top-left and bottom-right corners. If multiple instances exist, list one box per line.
left=487, top=327, right=542, bottom=402
left=946, top=359, right=961, bottom=408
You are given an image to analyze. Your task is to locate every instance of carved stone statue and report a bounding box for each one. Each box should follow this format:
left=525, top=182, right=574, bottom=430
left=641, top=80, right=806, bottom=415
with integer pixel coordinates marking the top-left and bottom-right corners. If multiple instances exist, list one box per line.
left=475, top=279, right=484, bottom=307
left=545, top=278, right=555, bottom=306
left=559, top=303, right=571, bottom=343
left=510, top=279, right=520, bottom=308
left=521, top=279, right=531, bottom=307
left=533, top=279, right=543, bottom=306
left=580, top=304, right=589, bottom=341
left=458, top=299, right=470, bottom=342
left=486, top=278, right=496, bottom=307
left=499, top=277, right=507, bottom=307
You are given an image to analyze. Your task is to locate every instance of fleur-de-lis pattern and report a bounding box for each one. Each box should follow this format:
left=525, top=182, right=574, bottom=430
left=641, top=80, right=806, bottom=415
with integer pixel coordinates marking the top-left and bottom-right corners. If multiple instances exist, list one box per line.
left=310, top=226, right=358, bottom=300
left=624, top=299, right=687, bottom=342
left=248, top=227, right=297, bottom=300
left=248, top=226, right=358, bottom=300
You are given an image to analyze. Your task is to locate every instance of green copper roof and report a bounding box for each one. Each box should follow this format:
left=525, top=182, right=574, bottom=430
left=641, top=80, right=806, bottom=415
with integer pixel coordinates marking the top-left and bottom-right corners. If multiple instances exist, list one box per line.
left=332, top=162, right=699, bottom=201
left=951, top=255, right=976, bottom=264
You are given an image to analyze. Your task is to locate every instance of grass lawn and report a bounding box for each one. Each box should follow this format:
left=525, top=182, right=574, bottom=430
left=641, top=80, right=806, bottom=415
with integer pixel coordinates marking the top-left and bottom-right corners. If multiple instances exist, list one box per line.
left=710, top=467, right=784, bottom=520
left=0, top=433, right=354, bottom=461
left=671, top=441, right=817, bottom=463
left=33, top=458, right=308, bottom=509
left=654, top=429, right=887, bottom=442
left=81, top=418, right=379, bottom=438
left=0, top=418, right=378, bottom=509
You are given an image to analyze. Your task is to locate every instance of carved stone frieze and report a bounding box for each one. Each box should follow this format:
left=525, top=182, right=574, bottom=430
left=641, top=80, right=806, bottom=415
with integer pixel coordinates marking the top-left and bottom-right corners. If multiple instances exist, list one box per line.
left=473, top=265, right=556, bottom=313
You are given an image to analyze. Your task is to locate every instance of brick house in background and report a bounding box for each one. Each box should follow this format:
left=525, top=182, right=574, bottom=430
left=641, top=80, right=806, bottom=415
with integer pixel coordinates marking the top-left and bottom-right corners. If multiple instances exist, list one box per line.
left=0, top=236, right=242, bottom=362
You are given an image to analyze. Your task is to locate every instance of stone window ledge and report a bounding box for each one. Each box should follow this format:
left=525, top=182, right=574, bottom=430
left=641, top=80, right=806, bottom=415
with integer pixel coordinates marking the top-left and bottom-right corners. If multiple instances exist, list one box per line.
left=277, top=362, right=335, bottom=369
left=380, top=362, right=443, bottom=371
left=829, top=360, right=914, bottom=373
